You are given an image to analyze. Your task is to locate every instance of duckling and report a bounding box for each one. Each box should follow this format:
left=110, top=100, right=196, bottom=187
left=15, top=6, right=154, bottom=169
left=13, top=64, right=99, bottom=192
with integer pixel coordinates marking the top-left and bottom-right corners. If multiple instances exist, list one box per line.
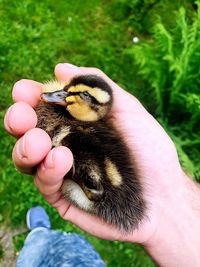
left=35, top=75, right=146, bottom=232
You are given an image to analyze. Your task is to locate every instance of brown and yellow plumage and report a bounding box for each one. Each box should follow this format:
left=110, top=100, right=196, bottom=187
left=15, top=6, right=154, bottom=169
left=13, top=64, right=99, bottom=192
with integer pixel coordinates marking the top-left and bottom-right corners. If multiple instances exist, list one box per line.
left=35, top=75, right=145, bottom=232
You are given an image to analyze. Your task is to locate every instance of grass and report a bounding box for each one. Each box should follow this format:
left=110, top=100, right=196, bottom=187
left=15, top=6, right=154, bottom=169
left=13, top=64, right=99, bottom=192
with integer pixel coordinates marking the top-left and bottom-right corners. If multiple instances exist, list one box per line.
left=0, top=0, right=198, bottom=266
left=0, top=0, right=155, bottom=265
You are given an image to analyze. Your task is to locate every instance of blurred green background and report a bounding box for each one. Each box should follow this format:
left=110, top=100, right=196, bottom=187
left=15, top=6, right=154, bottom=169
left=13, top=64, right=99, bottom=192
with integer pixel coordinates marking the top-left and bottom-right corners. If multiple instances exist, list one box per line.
left=0, top=0, right=200, bottom=266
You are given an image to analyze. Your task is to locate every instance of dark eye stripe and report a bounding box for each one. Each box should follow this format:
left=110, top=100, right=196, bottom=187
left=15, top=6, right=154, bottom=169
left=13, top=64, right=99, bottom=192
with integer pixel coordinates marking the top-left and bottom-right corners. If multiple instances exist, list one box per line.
left=82, top=91, right=90, bottom=97
left=80, top=91, right=91, bottom=100
left=67, top=92, right=80, bottom=96
left=67, top=90, right=108, bottom=107
left=81, top=92, right=103, bottom=106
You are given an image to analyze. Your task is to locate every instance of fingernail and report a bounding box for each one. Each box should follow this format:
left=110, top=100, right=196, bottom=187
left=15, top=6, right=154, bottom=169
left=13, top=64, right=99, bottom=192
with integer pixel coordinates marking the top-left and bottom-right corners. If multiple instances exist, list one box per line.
left=17, top=136, right=27, bottom=159
left=43, top=149, right=55, bottom=169
left=4, top=106, right=13, bottom=131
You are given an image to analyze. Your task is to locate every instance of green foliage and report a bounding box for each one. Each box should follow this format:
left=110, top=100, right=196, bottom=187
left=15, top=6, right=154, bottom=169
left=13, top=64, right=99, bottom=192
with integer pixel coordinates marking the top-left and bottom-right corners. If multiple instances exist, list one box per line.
left=126, top=1, right=200, bottom=179
left=13, top=233, right=27, bottom=255
left=108, top=0, right=196, bottom=34
left=0, top=0, right=199, bottom=265
left=0, top=243, right=3, bottom=261
left=0, top=0, right=154, bottom=266
left=108, top=0, right=159, bottom=32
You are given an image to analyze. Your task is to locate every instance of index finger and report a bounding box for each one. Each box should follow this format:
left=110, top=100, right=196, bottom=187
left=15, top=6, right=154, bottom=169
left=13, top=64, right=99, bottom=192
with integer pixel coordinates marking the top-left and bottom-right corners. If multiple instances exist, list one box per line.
left=12, top=79, right=42, bottom=107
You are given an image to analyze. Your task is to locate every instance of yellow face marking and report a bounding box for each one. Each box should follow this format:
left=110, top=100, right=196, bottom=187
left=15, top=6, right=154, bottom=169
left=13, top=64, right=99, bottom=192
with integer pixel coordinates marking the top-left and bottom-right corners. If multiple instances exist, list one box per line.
left=66, top=94, right=99, bottom=121
left=67, top=103, right=98, bottom=121
left=68, top=85, right=110, bottom=104
left=90, top=88, right=110, bottom=104
left=68, top=85, right=89, bottom=93
left=65, top=95, right=77, bottom=104
left=42, top=80, right=67, bottom=93
left=104, top=159, right=122, bottom=187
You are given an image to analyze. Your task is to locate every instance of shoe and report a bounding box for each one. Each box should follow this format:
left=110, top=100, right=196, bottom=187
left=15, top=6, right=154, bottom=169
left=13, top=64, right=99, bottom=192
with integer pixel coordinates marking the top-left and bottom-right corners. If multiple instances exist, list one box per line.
left=26, top=206, right=51, bottom=230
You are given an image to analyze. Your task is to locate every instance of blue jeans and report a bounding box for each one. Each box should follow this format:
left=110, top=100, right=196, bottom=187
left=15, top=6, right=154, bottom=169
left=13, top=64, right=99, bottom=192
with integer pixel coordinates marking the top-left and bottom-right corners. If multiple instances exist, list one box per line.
left=16, top=228, right=106, bottom=267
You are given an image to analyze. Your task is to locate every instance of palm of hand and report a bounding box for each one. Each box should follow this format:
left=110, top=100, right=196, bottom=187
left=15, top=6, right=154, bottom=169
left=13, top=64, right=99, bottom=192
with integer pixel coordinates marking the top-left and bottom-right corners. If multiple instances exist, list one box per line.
left=4, top=64, right=183, bottom=244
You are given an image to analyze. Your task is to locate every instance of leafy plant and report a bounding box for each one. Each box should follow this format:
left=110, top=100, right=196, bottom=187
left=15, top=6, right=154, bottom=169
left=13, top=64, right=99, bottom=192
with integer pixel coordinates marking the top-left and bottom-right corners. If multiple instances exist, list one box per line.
left=126, top=1, right=200, bottom=179
left=0, top=0, right=155, bottom=266
left=107, top=0, right=196, bottom=34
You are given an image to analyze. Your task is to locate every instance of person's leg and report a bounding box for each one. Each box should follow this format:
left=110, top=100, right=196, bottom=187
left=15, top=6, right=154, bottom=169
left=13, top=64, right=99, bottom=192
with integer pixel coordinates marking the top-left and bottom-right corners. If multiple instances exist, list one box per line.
left=16, top=207, right=106, bottom=267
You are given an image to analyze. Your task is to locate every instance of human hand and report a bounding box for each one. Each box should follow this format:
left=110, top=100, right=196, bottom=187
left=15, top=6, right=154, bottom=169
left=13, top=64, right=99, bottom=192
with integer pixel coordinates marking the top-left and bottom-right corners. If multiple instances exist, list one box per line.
left=4, top=64, right=198, bottom=255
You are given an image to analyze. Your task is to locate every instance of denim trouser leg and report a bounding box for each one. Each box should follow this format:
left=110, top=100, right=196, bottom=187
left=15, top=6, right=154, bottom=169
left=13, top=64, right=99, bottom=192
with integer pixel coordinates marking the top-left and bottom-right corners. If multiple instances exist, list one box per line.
left=16, top=228, right=106, bottom=267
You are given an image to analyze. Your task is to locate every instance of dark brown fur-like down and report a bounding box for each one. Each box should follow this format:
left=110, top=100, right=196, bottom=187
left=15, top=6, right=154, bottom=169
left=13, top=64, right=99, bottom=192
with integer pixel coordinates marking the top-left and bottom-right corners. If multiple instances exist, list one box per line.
left=36, top=103, right=146, bottom=232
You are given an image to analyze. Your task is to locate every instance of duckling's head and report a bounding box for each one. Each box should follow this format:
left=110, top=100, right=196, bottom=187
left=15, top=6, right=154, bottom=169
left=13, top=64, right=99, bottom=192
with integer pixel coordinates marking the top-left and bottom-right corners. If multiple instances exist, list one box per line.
left=41, top=75, right=113, bottom=122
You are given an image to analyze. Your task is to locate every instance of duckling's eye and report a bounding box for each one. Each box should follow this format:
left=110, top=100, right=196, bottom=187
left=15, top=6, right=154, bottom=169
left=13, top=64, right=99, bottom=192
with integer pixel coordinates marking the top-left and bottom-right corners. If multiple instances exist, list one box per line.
left=80, top=91, right=91, bottom=100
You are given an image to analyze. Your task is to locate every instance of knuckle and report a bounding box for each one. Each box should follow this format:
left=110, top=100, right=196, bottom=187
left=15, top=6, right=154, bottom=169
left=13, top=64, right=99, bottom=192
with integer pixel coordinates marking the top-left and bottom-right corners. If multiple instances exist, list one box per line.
left=57, top=206, right=69, bottom=218
left=80, top=66, right=104, bottom=76
left=34, top=174, right=62, bottom=197
left=90, top=67, right=104, bottom=75
left=34, top=177, right=51, bottom=196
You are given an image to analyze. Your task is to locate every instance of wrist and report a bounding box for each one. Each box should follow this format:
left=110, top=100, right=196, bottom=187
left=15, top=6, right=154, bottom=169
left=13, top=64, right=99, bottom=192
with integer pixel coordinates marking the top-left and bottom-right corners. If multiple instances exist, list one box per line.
left=143, top=174, right=200, bottom=267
